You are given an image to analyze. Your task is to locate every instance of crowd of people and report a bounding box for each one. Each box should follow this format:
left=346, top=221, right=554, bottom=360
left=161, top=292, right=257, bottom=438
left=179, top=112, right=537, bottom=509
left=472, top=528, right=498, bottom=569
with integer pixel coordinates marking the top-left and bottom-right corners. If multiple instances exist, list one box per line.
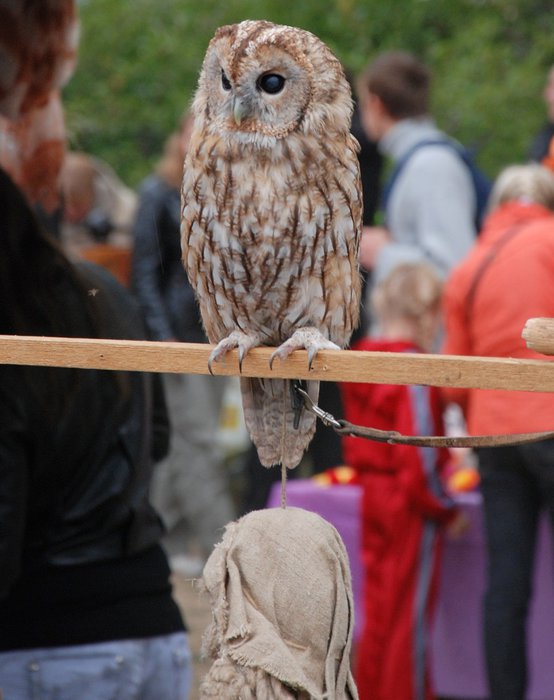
left=1, top=11, right=554, bottom=697
left=350, top=53, right=554, bottom=700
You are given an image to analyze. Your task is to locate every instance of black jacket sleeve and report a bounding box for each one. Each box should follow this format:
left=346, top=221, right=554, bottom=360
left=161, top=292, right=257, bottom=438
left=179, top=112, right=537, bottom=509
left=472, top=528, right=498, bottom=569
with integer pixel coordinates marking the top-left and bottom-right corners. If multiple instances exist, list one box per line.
left=151, top=374, right=170, bottom=463
left=131, top=177, right=176, bottom=340
left=0, top=370, right=29, bottom=599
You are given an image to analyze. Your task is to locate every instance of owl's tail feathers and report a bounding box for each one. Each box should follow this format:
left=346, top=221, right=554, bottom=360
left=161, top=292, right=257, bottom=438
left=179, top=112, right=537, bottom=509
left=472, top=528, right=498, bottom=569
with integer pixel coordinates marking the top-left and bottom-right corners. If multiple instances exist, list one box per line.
left=240, top=377, right=319, bottom=470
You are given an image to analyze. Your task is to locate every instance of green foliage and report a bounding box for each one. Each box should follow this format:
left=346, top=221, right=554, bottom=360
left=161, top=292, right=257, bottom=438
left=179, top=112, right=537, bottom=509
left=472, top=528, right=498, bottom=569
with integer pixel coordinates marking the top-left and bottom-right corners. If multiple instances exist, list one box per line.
left=64, top=0, right=554, bottom=186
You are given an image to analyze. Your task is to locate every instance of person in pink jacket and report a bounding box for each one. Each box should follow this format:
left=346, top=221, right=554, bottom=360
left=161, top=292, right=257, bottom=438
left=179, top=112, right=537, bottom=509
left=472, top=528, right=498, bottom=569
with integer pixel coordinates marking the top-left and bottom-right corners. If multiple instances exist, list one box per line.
left=442, top=163, right=554, bottom=700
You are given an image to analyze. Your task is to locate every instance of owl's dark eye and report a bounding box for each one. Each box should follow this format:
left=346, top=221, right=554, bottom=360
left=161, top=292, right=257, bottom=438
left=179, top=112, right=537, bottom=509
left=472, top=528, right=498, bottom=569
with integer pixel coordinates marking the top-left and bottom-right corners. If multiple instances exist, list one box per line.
left=257, top=73, right=285, bottom=95
left=221, top=70, right=232, bottom=91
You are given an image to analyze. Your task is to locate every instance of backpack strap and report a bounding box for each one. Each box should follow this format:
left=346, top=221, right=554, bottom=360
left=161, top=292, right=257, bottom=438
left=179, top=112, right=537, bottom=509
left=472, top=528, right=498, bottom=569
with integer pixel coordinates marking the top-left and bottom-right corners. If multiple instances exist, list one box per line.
left=464, top=222, right=528, bottom=324
left=381, top=139, right=445, bottom=213
left=381, top=138, right=491, bottom=230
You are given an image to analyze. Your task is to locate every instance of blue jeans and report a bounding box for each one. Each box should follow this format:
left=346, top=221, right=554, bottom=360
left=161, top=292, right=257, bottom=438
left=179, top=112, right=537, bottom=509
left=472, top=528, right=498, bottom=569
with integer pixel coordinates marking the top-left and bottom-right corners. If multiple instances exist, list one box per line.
left=478, top=442, right=554, bottom=700
left=0, top=632, right=191, bottom=700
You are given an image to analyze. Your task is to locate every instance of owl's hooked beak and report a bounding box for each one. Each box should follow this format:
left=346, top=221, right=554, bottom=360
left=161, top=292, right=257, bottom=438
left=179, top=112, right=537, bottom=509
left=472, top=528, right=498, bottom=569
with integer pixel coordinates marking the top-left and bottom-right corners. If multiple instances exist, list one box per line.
left=233, top=97, right=248, bottom=126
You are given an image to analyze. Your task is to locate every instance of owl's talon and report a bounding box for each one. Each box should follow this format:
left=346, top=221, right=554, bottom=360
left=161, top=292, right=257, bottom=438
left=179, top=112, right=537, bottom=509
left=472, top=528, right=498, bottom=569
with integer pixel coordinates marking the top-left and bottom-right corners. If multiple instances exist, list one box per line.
left=209, top=331, right=261, bottom=374
left=238, top=345, right=247, bottom=373
left=307, top=346, right=318, bottom=371
left=208, top=348, right=223, bottom=375
left=271, top=328, right=340, bottom=371
left=269, top=350, right=282, bottom=370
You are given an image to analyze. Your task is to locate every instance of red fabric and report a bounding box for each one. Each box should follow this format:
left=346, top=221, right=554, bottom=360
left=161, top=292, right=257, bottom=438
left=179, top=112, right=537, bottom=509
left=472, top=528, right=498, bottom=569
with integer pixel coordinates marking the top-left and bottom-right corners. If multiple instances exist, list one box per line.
left=442, top=201, right=554, bottom=434
left=341, top=339, right=456, bottom=700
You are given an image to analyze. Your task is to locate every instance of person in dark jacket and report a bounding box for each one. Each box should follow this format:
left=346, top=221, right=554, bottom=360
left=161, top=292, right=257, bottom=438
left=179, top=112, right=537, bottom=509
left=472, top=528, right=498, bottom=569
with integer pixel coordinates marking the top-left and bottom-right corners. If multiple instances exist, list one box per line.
left=0, top=169, right=191, bottom=699
left=131, top=125, right=204, bottom=346
left=131, top=117, right=235, bottom=575
left=528, top=65, right=554, bottom=165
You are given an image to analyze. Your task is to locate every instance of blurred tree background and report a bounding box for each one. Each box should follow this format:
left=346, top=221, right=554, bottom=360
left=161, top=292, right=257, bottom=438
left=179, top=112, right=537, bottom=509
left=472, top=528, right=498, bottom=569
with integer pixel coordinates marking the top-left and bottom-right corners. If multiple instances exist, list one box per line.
left=65, top=0, right=554, bottom=187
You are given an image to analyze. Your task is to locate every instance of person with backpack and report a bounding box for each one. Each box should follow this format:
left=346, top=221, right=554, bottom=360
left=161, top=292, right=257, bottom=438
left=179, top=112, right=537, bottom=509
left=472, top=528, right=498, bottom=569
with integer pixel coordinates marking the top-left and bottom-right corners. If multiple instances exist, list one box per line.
left=356, top=51, right=489, bottom=288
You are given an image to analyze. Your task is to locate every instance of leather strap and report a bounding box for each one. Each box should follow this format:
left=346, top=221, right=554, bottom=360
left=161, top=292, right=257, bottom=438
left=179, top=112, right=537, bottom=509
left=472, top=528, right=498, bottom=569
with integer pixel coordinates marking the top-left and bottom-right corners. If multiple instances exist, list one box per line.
left=333, top=420, right=554, bottom=448
left=465, top=222, right=527, bottom=323
left=292, top=383, right=554, bottom=449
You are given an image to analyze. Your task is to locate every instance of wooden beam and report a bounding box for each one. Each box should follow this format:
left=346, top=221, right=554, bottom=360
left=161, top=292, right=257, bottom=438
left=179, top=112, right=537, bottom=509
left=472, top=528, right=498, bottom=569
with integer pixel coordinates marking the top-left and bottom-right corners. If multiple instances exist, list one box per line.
left=1, top=333, right=554, bottom=392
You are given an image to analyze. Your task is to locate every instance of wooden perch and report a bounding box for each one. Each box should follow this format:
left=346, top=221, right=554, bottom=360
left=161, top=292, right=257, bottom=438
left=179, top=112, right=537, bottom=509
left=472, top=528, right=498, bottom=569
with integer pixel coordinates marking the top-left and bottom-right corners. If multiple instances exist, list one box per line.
left=522, top=317, right=554, bottom=356
left=1, top=332, right=554, bottom=392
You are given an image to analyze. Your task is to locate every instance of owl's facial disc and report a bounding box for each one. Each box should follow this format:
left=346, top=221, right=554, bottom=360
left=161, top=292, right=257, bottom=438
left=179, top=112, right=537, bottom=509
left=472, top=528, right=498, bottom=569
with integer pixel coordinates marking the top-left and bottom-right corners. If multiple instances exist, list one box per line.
left=233, top=73, right=285, bottom=125
left=234, top=60, right=309, bottom=137
left=202, top=40, right=312, bottom=139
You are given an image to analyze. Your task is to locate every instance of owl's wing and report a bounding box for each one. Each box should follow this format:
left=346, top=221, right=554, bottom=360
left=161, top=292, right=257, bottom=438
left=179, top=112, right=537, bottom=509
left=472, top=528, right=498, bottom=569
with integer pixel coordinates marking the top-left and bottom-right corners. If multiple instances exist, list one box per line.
left=181, top=135, right=232, bottom=344
left=310, top=134, right=363, bottom=347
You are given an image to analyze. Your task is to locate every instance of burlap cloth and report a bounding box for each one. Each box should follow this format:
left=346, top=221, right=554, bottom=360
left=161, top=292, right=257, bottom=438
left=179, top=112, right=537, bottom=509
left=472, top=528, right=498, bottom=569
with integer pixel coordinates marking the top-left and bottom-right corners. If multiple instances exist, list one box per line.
left=199, top=507, right=358, bottom=699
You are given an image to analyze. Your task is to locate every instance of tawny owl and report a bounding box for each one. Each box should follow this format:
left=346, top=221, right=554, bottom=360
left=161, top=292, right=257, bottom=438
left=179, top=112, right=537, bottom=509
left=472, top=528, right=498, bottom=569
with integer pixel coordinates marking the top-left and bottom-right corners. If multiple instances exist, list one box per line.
left=181, top=20, right=362, bottom=470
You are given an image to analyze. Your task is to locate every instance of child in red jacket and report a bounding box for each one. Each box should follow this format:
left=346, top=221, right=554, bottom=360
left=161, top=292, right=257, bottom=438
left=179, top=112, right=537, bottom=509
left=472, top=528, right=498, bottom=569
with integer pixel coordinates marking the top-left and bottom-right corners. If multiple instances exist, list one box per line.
left=342, top=263, right=458, bottom=700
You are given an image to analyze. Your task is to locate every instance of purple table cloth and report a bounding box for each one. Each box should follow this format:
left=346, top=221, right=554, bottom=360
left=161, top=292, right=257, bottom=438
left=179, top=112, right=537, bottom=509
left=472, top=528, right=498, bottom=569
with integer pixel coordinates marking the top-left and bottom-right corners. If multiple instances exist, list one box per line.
left=267, top=481, right=554, bottom=700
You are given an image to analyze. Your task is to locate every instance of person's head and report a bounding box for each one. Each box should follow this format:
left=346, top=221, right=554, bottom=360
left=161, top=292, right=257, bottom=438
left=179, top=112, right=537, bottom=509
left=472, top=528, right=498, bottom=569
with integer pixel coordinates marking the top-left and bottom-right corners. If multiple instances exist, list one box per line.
left=543, top=65, right=554, bottom=123
left=487, top=163, right=554, bottom=213
left=59, top=152, right=97, bottom=223
left=371, top=262, right=443, bottom=351
left=357, top=51, right=431, bottom=140
left=0, top=166, right=92, bottom=334
left=156, top=113, right=194, bottom=189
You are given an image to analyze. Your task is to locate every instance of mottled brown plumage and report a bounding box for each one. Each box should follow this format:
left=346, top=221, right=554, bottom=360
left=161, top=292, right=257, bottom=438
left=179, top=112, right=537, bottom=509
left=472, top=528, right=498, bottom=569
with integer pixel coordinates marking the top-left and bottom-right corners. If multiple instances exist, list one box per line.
left=181, top=20, right=362, bottom=469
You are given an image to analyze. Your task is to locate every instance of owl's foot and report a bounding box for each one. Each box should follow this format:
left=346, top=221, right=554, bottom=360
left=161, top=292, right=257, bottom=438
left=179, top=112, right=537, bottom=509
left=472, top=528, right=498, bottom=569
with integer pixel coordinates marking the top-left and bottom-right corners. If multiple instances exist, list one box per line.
left=208, top=331, right=261, bottom=374
left=269, top=327, right=340, bottom=370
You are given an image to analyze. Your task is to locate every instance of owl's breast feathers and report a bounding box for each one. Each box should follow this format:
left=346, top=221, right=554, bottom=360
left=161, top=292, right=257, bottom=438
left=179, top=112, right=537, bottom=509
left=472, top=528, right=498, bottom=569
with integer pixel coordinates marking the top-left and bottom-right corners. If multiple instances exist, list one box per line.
left=182, top=130, right=361, bottom=346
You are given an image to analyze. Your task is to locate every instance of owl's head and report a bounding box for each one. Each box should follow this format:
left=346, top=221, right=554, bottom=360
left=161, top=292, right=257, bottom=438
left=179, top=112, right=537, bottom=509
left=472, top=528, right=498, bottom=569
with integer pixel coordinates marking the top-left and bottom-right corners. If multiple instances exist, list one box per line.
left=192, top=20, right=353, bottom=144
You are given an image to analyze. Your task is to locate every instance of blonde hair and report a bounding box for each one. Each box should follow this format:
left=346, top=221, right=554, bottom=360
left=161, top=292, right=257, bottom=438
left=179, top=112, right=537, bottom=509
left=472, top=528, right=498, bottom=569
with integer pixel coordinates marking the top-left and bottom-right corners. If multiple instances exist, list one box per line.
left=487, top=164, right=554, bottom=213
left=371, top=262, right=443, bottom=350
